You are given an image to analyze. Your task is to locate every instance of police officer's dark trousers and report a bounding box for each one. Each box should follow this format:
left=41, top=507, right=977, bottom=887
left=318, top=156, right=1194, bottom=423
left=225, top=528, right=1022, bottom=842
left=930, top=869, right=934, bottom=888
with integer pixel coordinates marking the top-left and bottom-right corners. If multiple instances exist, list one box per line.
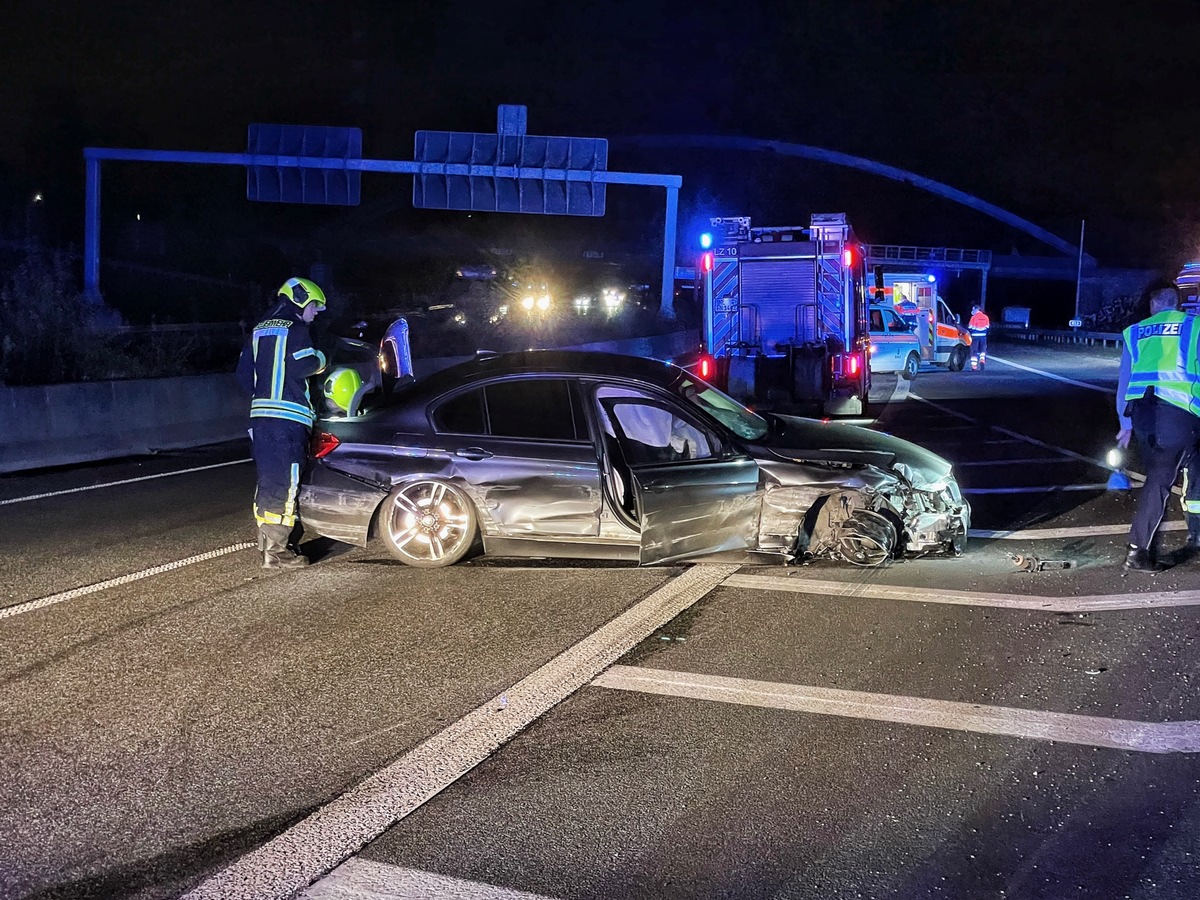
left=251, top=416, right=310, bottom=567
left=1128, top=394, right=1200, bottom=552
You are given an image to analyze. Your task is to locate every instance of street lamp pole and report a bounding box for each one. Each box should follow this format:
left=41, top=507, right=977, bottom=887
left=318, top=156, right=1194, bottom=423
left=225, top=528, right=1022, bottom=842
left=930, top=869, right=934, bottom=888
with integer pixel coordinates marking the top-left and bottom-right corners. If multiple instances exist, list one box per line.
left=1073, top=218, right=1086, bottom=323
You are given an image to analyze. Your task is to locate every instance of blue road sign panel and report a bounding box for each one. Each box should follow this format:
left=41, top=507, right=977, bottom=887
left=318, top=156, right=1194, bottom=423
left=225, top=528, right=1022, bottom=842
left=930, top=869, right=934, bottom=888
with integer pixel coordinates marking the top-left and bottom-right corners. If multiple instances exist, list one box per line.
left=246, top=124, right=362, bottom=205
left=413, top=130, right=607, bottom=215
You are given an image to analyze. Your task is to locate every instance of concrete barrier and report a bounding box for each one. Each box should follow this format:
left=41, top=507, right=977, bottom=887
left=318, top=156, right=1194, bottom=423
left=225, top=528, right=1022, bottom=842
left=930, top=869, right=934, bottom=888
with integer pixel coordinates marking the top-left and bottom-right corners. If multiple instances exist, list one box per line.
left=0, top=330, right=700, bottom=474
left=0, top=374, right=250, bottom=474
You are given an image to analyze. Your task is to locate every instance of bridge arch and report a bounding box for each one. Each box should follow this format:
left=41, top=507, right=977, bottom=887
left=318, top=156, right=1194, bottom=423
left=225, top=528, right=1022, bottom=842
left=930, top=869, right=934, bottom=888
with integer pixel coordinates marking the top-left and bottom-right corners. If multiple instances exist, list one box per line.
left=618, top=135, right=1090, bottom=262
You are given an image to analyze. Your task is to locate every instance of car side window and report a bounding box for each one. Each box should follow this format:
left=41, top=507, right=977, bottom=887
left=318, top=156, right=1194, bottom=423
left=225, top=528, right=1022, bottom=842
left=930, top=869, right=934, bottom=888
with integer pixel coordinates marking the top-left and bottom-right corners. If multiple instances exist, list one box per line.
left=601, top=398, right=716, bottom=465
left=885, top=310, right=910, bottom=333
left=485, top=378, right=582, bottom=441
left=869, top=309, right=885, bottom=332
left=432, top=388, right=486, bottom=434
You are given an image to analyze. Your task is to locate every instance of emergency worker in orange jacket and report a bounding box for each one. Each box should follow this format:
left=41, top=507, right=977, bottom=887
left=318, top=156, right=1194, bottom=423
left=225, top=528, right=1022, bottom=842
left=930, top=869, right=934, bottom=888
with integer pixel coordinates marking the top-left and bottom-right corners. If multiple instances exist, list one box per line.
left=968, top=305, right=991, bottom=370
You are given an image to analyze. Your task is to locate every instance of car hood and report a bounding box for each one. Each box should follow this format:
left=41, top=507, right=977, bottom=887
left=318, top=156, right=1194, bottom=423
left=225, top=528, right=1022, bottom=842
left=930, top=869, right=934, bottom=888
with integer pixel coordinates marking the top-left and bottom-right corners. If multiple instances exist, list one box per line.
left=756, top=414, right=954, bottom=488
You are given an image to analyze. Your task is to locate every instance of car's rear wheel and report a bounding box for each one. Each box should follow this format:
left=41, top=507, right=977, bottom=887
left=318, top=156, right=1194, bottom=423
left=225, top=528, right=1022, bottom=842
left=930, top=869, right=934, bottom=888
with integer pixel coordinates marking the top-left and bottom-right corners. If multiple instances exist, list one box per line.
left=948, top=345, right=968, bottom=372
left=379, top=479, right=477, bottom=567
left=902, top=352, right=920, bottom=381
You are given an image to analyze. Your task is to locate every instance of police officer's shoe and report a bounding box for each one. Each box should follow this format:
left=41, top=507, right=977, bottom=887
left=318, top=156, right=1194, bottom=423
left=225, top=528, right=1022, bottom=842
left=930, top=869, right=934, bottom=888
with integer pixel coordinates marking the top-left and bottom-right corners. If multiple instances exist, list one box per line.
left=1124, top=545, right=1166, bottom=572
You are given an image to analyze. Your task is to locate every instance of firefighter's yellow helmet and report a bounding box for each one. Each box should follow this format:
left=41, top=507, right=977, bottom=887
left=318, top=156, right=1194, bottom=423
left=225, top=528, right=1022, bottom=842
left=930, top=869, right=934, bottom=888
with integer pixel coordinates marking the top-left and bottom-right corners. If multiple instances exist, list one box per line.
left=324, top=367, right=363, bottom=414
left=278, top=277, right=327, bottom=310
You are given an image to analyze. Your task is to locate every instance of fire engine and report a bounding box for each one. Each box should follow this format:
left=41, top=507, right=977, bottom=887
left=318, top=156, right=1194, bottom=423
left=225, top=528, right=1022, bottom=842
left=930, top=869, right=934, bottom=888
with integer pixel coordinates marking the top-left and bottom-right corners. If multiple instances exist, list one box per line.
left=695, top=213, right=871, bottom=416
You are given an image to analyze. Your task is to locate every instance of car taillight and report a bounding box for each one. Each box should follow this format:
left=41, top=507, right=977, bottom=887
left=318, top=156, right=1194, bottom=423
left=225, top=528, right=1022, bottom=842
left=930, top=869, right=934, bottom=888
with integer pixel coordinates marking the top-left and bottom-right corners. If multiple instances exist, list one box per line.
left=848, top=353, right=860, bottom=376
left=312, top=431, right=340, bottom=459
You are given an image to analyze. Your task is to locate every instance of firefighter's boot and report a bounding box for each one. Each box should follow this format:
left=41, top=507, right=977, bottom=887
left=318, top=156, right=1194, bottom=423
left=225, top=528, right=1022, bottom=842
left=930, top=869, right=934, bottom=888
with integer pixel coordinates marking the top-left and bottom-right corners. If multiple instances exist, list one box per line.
left=1186, top=515, right=1200, bottom=558
left=260, top=524, right=310, bottom=569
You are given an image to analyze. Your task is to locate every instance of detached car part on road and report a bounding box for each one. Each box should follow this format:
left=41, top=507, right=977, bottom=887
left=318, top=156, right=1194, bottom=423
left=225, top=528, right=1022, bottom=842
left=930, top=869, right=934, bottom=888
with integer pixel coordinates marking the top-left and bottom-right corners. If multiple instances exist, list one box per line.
left=299, top=351, right=969, bottom=568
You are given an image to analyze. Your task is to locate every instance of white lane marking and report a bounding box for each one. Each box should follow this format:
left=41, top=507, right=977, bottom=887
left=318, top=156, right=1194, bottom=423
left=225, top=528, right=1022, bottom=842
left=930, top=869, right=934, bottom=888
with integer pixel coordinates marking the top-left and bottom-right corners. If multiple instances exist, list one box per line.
left=592, top=665, right=1200, bottom=753
left=957, top=458, right=1073, bottom=467
left=964, top=483, right=1121, bottom=494
left=723, top=573, right=1200, bottom=612
left=0, top=542, right=257, bottom=620
left=910, top=393, right=1148, bottom=486
left=0, top=458, right=252, bottom=506
left=301, top=858, right=560, bottom=900
left=971, top=521, right=1185, bottom=540
left=989, top=355, right=1117, bottom=394
left=185, top=563, right=740, bottom=900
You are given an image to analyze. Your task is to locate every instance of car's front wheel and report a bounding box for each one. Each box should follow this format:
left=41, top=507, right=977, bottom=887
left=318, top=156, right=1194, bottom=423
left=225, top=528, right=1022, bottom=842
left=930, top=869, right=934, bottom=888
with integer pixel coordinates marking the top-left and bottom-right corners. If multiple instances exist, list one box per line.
left=378, top=479, right=478, bottom=567
left=902, top=352, right=920, bottom=381
left=948, top=345, right=968, bottom=372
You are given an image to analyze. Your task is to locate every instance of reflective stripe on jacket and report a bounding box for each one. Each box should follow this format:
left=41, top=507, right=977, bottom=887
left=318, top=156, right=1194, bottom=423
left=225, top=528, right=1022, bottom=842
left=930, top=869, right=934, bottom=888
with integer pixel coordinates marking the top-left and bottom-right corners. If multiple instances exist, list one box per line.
left=1122, top=310, right=1200, bottom=416
left=236, top=310, right=327, bottom=426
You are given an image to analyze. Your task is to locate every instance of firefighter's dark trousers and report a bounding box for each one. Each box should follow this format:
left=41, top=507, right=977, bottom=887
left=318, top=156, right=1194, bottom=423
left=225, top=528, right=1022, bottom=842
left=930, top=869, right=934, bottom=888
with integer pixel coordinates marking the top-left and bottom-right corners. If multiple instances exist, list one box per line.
left=1127, top=395, right=1200, bottom=552
left=250, top=416, right=309, bottom=528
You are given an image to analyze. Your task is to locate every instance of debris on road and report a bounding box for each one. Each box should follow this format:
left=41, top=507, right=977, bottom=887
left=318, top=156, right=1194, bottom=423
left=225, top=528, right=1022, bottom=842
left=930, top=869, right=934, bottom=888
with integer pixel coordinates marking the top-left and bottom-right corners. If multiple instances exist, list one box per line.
left=1008, top=552, right=1076, bottom=573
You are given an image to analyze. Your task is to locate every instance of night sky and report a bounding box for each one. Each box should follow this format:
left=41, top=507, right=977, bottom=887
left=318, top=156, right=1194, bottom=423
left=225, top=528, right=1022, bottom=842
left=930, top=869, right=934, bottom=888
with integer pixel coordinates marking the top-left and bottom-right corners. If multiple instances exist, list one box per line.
left=4, top=0, right=1200, bottom=283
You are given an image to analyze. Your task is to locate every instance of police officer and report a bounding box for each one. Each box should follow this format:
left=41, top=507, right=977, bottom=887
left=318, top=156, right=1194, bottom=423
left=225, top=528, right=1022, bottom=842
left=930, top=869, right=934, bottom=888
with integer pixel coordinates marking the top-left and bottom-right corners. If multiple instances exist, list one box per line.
left=236, top=277, right=328, bottom=568
left=968, top=304, right=991, bottom=370
left=1115, top=282, right=1200, bottom=571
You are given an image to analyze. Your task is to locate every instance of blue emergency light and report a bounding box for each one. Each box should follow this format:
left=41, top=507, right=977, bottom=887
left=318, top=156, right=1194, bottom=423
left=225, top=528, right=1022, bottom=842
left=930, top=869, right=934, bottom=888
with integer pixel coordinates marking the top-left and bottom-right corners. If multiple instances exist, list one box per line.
left=699, top=232, right=713, bottom=249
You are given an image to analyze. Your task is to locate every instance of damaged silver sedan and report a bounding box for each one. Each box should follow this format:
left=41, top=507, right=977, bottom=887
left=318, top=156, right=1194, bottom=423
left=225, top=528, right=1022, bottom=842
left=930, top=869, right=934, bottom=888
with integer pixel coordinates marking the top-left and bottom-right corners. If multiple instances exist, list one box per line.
left=299, top=350, right=969, bottom=567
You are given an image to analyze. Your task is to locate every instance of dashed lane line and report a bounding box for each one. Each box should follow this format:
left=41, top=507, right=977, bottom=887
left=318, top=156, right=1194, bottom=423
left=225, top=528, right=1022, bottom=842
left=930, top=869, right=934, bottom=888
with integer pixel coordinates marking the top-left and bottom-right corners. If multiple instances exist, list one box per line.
left=723, top=573, right=1200, bottom=612
left=910, top=393, right=1148, bottom=487
left=591, top=665, right=1200, bottom=753
left=184, top=563, right=740, bottom=900
left=988, top=355, right=1117, bottom=394
left=963, top=483, right=1122, bottom=494
left=0, top=542, right=257, bottom=620
left=0, top=458, right=252, bottom=506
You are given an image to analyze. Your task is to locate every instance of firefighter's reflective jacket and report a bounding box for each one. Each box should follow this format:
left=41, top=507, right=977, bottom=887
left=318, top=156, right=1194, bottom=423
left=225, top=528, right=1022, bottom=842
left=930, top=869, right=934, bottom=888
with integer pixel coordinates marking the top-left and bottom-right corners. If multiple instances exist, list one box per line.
left=236, top=306, right=328, bottom=426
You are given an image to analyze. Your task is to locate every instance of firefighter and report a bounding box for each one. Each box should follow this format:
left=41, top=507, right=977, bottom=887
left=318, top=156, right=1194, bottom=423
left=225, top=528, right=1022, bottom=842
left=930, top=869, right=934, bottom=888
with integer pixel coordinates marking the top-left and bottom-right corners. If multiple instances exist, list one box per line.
left=1116, top=282, right=1200, bottom=571
left=968, top=305, right=990, bottom=370
left=236, top=277, right=328, bottom=569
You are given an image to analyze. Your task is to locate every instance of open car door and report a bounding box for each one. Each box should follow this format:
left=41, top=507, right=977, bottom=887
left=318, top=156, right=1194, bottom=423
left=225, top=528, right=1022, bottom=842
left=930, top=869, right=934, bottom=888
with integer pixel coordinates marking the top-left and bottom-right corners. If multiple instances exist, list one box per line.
left=597, top=391, right=761, bottom=565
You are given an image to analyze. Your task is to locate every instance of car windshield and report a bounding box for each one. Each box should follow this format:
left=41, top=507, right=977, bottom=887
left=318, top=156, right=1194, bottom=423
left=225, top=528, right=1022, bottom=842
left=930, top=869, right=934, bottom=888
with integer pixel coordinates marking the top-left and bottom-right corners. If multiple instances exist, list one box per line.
left=678, top=377, right=769, bottom=441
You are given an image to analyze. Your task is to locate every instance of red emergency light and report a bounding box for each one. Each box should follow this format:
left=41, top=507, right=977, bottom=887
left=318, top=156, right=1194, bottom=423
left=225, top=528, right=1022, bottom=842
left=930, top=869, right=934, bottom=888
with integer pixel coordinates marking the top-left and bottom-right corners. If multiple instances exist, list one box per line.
left=843, top=246, right=855, bottom=268
left=848, top=353, right=860, bottom=376
left=701, top=251, right=714, bottom=272
left=699, top=355, right=714, bottom=380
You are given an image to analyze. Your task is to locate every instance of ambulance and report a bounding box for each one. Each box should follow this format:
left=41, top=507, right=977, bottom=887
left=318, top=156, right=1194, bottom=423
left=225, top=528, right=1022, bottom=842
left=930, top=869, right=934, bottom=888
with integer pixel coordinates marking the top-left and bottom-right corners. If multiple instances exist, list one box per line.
left=869, top=271, right=971, bottom=371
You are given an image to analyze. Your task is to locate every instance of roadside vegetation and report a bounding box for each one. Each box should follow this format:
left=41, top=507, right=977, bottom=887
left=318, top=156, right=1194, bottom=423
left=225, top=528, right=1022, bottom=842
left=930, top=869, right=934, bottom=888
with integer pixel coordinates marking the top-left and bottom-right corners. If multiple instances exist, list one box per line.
left=0, top=252, right=238, bottom=386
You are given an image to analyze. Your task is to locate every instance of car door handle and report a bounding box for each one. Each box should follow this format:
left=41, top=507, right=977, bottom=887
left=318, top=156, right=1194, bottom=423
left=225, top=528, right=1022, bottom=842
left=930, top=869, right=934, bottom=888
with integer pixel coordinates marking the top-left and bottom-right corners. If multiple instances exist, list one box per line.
left=454, top=447, right=494, bottom=460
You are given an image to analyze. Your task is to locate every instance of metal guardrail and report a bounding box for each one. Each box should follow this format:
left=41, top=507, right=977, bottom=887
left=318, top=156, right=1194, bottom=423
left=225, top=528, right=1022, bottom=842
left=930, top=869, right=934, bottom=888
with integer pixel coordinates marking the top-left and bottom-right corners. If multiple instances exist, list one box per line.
left=993, top=323, right=1122, bottom=348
